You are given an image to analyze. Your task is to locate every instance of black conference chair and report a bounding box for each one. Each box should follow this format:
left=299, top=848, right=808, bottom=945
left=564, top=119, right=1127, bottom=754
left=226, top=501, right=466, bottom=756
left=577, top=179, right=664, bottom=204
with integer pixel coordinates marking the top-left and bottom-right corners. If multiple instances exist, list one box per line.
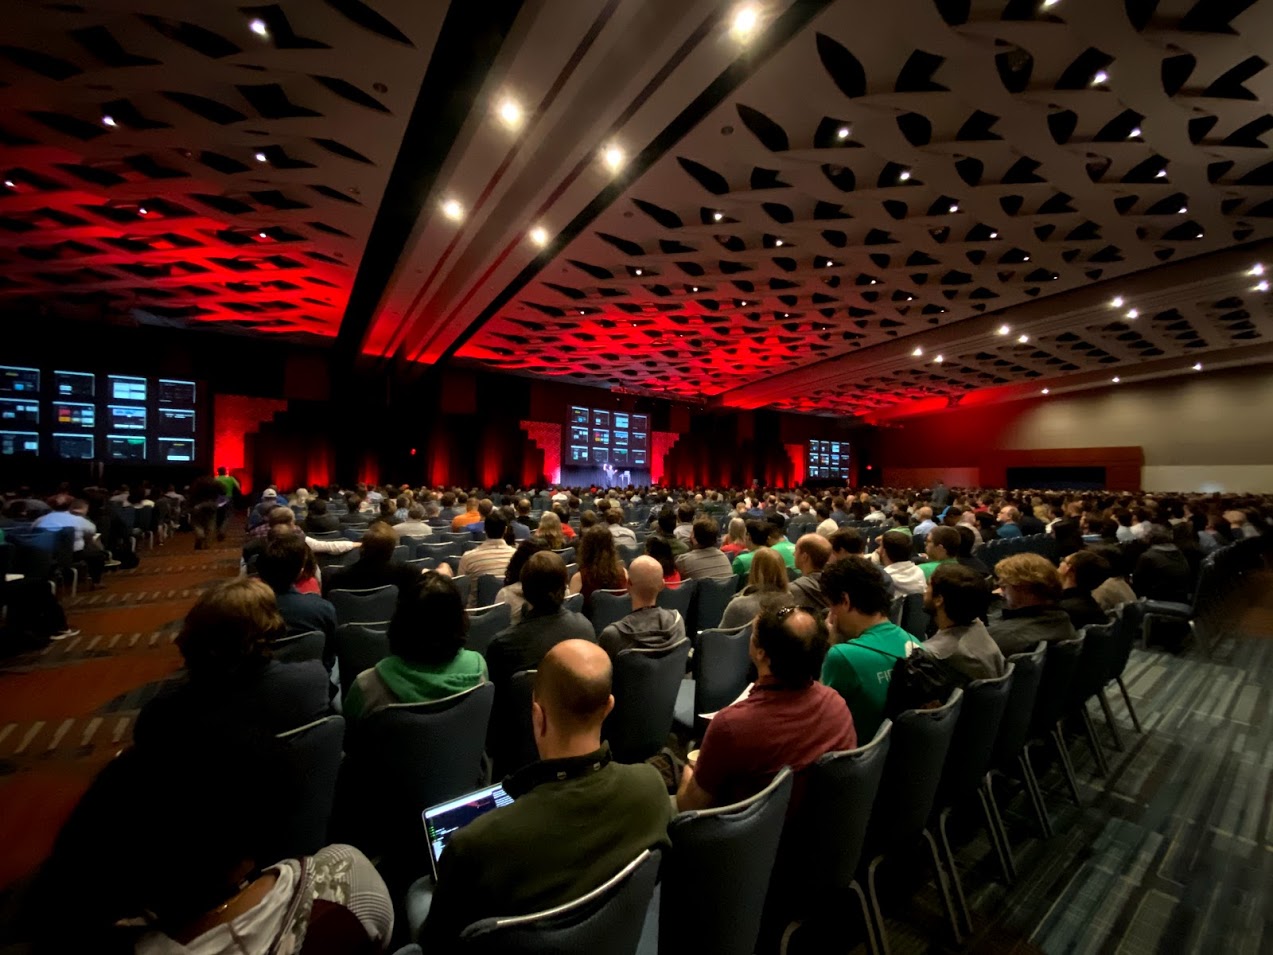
left=605, top=640, right=691, bottom=762
left=656, top=768, right=794, bottom=955
left=590, top=589, right=632, bottom=636
left=1106, top=601, right=1144, bottom=735
left=618, top=542, right=643, bottom=566
left=397, top=535, right=421, bottom=558
left=777, top=722, right=893, bottom=955
left=692, top=576, right=739, bottom=634
left=334, top=623, right=390, bottom=699
left=329, top=585, right=399, bottom=626
left=933, top=665, right=1016, bottom=932
left=417, top=542, right=455, bottom=563
left=656, top=578, right=696, bottom=620
left=475, top=574, right=504, bottom=608
left=341, top=683, right=494, bottom=871
left=991, top=645, right=1050, bottom=855
left=673, top=623, right=752, bottom=741
left=865, top=689, right=965, bottom=949
left=452, top=849, right=661, bottom=955
left=563, top=592, right=584, bottom=614
left=496, top=669, right=540, bottom=778
left=270, top=630, right=326, bottom=665
left=1070, top=622, right=1120, bottom=774
left=392, top=545, right=410, bottom=563
left=274, top=715, right=345, bottom=859
left=897, top=593, right=929, bottom=640
left=1026, top=636, right=1085, bottom=807
left=405, top=557, right=439, bottom=573
left=451, top=574, right=472, bottom=606
left=466, top=602, right=512, bottom=656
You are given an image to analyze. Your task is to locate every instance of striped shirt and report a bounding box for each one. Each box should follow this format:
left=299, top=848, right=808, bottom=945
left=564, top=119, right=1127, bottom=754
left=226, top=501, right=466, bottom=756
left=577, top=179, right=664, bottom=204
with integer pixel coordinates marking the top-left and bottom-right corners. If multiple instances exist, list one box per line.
left=457, top=540, right=516, bottom=594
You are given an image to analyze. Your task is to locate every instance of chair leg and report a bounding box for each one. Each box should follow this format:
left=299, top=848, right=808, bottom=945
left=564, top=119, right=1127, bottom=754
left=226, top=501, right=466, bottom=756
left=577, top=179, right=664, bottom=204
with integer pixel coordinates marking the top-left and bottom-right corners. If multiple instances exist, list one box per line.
left=938, top=808, right=974, bottom=936
left=981, top=777, right=1016, bottom=882
left=1019, top=748, right=1054, bottom=838
left=1116, top=676, right=1143, bottom=733
left=921, top=828, right=963, bottom=945
left=1096, top=688, right=1124, bottom=751
left=866, top=855, right=892, bottom=955
left=1050, top=722, right=1084, bottom=805
left=1078, top=706, right=1110, bottom=777
left=850, top=879, right=883, bottom=955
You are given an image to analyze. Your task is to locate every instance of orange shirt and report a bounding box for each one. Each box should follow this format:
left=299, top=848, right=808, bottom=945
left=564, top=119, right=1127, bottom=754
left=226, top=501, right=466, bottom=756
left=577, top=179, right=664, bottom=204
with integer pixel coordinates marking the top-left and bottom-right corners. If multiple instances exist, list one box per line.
left=451, top=509, right=481, bottom=532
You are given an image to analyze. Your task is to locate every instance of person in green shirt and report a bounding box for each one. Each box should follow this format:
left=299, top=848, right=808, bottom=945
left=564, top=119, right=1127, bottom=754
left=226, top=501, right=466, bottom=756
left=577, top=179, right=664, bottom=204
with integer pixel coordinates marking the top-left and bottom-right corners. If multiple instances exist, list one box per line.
left=917, top=525, right=961, bottom=581
left=819, top=556, right=920, bottom=741
left=344, top=570, right=487, bottom=720
left=213, top=466, right=240, bottom=499
left=732, top=518, right=796, bottom=579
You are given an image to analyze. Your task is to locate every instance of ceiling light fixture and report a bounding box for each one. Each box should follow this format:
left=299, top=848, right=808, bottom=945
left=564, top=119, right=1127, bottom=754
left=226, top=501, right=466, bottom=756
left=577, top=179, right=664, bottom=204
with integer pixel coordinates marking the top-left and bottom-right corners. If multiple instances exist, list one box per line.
left=1178, top=206, right=1188, bottom=214
left=934, top=354, right=944, bottom=364
left=899, top=170, right=911, bottom=181
left=249, top=18, right=268, bottom=36
left=691, top=286, right=699, bottom=292
left=1192, top=362, right=1202, bottom=371
left=101, top=114, right=117, bottom=127
left=441, top=198, right=463, bottom=221
left=1155, top=168, right=1168, bottom=178
left=1128, top=127, right=1141, bottom=138
left=497, top=98, right=523, bottom=129
left=1250, top=264, right=1264, bottom=276
left=774, top=239, right=783, bottom=246
left=1022, top=254, right=1031, bottom=261
left=713, top=211, right=724, bottom=222
left=1256, top=280, right=1269, bottom=292
left=948, top=203, right=959, bottom=213
left=836, top=126, right=850, bottom=140
left=1042, top=0, right=1060, bottom=7
left=1091, top=70, right=1109, bottom=86
left=2, top=180, right=13, bottom=188
left=1112, top=376, right=1121, bottom=383
left=258, top=231, right=267, bottom=238
left=730, top=4, right=760, bottom=40
left=1195, top=231, right=1204, bottom=239
left=1126, top=309, right=1139, bottom=319
left=988, top=231, right=998, bottom=239
left=602, top=145, right=624, bottom=172
left=739, top=300, right=747, bottom=306
left=254, top=151, right=267, bottom=162
left=1111, top=296, right=1124, bottom=308
left=138, top=206, right=147, bottom=215
left=1018, top=333, right=1029, bottom=343
left=912, top=346, right=923, bottom=357
left=997, top=324, right=1010, bottom=335
left=1041, top=388, right=1050, bottom=394
left=634, top=268, right=643, bottom=275
left=529, top=226, right=548, bottom=247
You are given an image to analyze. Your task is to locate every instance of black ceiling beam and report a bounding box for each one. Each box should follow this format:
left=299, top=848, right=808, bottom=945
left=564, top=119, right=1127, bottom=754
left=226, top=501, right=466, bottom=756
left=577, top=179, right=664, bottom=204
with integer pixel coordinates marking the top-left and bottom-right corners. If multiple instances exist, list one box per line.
left=333, top=0, right=526, bottom=367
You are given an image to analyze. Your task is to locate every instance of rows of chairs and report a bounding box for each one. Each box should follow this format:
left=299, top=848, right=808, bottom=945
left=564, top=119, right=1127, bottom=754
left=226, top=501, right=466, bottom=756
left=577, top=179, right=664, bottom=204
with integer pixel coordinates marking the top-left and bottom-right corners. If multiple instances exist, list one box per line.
left=973, top=532, right=1059, bottom=567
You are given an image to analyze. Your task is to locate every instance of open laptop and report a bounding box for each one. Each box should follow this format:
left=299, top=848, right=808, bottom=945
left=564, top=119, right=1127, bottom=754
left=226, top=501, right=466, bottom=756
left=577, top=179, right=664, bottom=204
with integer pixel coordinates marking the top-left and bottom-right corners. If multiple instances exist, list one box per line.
left=422, top=783, right=514, bottom=881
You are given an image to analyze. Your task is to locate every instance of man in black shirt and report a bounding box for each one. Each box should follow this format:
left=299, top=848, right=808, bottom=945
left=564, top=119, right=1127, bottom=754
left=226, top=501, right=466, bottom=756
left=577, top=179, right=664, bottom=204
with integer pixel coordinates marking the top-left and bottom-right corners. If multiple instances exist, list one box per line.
left=1133, top=525, right=1194, bottom=602
left=1057, top=549, right=1111, bottom=629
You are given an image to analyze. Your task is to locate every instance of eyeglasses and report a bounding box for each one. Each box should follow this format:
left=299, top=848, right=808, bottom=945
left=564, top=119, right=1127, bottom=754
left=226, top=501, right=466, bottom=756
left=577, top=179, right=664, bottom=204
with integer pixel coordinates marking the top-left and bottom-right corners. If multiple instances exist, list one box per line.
left=775, top=606, right=800, bottom=620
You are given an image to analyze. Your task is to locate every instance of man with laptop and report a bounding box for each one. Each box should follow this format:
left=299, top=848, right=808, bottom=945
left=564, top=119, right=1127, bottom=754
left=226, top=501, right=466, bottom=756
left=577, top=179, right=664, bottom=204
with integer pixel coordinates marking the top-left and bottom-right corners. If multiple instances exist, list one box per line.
left=412, top=639, right=672, bottom=945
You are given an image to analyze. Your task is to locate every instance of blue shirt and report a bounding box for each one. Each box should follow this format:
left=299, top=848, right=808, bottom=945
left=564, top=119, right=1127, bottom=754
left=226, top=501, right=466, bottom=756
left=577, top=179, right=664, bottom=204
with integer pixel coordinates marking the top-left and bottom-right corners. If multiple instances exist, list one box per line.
left=997, top=522, right=1023, bottom=539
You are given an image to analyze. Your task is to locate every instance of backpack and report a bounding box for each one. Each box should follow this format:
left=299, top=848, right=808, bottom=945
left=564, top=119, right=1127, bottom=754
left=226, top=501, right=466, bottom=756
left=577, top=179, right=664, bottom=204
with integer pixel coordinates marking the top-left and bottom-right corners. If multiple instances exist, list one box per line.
left=882, top=650, right=969, bottom=718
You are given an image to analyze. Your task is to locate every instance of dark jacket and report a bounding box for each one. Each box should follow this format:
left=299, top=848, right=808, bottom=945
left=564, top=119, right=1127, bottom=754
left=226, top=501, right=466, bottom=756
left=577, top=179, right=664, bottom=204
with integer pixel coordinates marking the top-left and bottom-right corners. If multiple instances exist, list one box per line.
left=422, top=745, right=672, bottom=947
left=988, top=605, right=1076, bottom=656
left=486, top=607, right=597, bottom=690
left=788, top=571, right=829, bottom=612
left=1058, top=588, right=1109, bottom=630
left=1133, top=544, right=1193, bottom=602
left=955, top=554, right=991, bottom=577
left=304, top=513, right=341, bottom=533
left=275, top=587, right=338, bottom=641
left=322, top=558, right=420, bottom=597
left=599, top=606, right=685, bottom=659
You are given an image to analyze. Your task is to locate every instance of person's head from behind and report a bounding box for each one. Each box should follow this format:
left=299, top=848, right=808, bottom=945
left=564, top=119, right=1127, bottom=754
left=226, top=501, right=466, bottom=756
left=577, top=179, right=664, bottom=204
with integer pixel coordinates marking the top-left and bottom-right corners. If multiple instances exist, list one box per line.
left=994, top=553, right=1061, bottom=609
left=532, top=639, right=613, bottom=757
left=1059, top=549, right=1111, bottom=594
left=406, top=502, right=425, bottom=522
left=627, top=555, right=664, bottom=607
left=829, top=526, right=865, bottom=560
left=536, top=509, right=565, bottom=545
left=604, top=506, right=624, bottom=526
left=676, top=503, right=694, bottom=525
left=925, top=563, right=991, bottom=628
left=505, top=537, right=550, bottom=587
left=925, top=525, right=960, bottom=562
left=266, top=506, right=295, bottom=530
left=483, top=509, right=508, bottom=541
left=998, top=505, right=1021, bottom=525
left=643, top=534, right=676, bottom=577
left=745, top=519, right=770, bottom=550
left=177, top=578, right=283, bottom=678
left=390, top=572, right=468, bottom=665
left=256, top=532, right=307, bottom=594
left=821, top=556, right=893, bottom=640
left=748, top=546, right=789, bottom=593
left=308, top=498, right=328, bottom=517
left=657, top=507, right=677, bottom=535
left=954, top=524, right=977, bottom=558
left=795, top=533, right=831, bottom=574
left=359, top=521, right=397, bottom=562
left=751, top=603, right=828, bottom=688
left=578, top=524, right=621, bottom=581
left=217, top=466, right=227, bottom=476
left=727, top=517, right=747, bottom=543
left=522, top=550, right=568, bottom=614
left=692, top=517, right=719, bottom=550
left=880, top=530, right=912, bottom=566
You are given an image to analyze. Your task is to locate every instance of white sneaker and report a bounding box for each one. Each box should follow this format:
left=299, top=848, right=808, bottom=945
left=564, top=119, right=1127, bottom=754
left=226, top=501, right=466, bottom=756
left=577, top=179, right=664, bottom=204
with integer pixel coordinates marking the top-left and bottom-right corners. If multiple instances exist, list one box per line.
left=50, top=628, right=80, bottom=641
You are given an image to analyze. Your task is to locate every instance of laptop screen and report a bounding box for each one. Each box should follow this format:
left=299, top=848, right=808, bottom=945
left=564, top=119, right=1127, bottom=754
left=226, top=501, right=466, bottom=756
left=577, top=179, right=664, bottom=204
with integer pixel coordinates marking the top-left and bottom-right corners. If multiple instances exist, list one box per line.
left=423, top=784, right=514, bottom=880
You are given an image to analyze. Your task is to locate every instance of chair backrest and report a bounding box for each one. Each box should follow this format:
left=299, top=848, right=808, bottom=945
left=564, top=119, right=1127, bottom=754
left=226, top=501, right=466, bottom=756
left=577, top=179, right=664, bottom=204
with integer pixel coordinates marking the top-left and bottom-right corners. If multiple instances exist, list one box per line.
left=870, top=689, right=964, bottom=849
left=500, top=669, right=541, bottom=777
left=563, top=591, right=584, bottom=614
left=334, top=623, right=390, bottom=699
left=617, top=542, right=642, bottom=566
left=693, top=624, right=753, bottom=720
left=457, top=849, right=661, bottom=955
left=590, top=589, right=633, bottom=636
left=660, top=770, right=794, bottom=955
left=451, top=574, right=472, bottom=606
left=1030, top=637, right=1084, bottom=736
left=467, top=602, right=513, bottom=655
left=992, top=645, right=1046, bottom=768
left=1109, top=600, right=1141, bottom=680
left=656, top=577, right=696, bottom=619
left=308, top=530, right=344, bottom=541
left=692, top=576, right=739, bottom=633
left=271, top=630, right=326, bottom=664
left=343, top=526, right=368, bottom=541
left=1072, top=621, right=1118, bottom=707
left=329, top=585, right=399, bottom=626
left=417, top=542, right=455, bottom=560
left=898, top=592, right=930, bottom=640
left=475, top=574, right=504, bottom=608
left=406, top=557, right=438, bottom=572
left=274, top=716, right=345, bottom=858
left=605, top=640, right=691, bottom=762
left=937, top=664, right=1015, bottom=807
left=889, top=593, right=905, bottom=626
left=443, top=531, right=471, bottom=543
left=397, top=535, right=420, bottom=557
left=392, top=544, right=410, bottom=563
left=348, top=683, right=495, bottom=862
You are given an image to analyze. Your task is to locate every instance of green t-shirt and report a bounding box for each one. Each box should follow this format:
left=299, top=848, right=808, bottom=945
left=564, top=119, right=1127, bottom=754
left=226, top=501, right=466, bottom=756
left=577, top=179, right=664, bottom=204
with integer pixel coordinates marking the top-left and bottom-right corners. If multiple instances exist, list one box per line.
left=918, top=558, right=955, bottom=581
left=820, top=621, right=919, bottom=741
left=214, top=474, right=241, bottom=497
left=732, top=542, right=797, bottom=580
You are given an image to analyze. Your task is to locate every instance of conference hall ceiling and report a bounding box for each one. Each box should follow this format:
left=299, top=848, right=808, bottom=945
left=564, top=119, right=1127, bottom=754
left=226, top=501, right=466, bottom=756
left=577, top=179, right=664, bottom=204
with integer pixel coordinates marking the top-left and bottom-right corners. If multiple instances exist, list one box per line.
left=4, top=0, right=1273, bottom=418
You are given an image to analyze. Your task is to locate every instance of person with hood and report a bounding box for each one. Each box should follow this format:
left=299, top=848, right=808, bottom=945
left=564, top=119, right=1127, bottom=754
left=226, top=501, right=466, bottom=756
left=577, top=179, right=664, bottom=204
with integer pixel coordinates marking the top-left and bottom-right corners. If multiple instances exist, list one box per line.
left=343, top=571, right=486, bottom=720
left=598, top=556, right=687, bottom=659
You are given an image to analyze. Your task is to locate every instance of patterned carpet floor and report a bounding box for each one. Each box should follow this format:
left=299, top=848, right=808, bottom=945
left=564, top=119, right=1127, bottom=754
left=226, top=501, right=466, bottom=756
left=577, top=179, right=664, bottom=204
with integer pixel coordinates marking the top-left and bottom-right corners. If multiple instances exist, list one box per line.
left=0, top=526, right=1268, bottom=953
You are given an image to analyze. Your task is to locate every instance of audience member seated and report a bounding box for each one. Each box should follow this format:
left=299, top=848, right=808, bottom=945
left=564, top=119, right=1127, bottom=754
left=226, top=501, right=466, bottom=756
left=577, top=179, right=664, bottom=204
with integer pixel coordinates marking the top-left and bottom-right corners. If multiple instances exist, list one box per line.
left=598, top=556, right=686, bottom=659
left=878, top=529, right=927, bottom=596
left=256, top=534, right=337, bottom=647
left=245, top=506, right=359, bottom=566
left=730, top=519, right=773, bottom=580
left=912, top=506, right=937, bottom=538
left=921, top=564, right=1006, bottom=680
left=820, top=557, right=920, bottom=740
left=1133, top=525, right=1195, bottom=602
left=789, top=533, right=832, bottom=612
left=449, top=495, right=481, bottom=532
left=786, top=500, right=817, bottom=538
left=988, top=553, right=1077, bottom=655
left=675, top=517, right=734, bottom=581
left=33, top=494, right=107, bottom=585
left=643, top=534, right=681, bottom=583
left=344, top=572, right=487, bottom=720
left=322, top=523, right=418, bottom=599
left=133, top=579, right=330, bottom=750
left=954, top=524, right=991, bottom=576
left=720, top=517, right=749, bottom=558
left=1090, top=544, right=1137, bottom=612
left=393, top=503, right=434, bottom=541
left=303, top=498, right=340, bottom=533
left=676, top=604, right=856, bottom=811
left=605, top=505, right=637, bottom=546
left=568, top=525, right=629, bottom=604
left=997, top=506, right=1024, bottom=539
left=421, top=640, right=671, bottom=945
left=721, top=547, right=793, bottom=629
left=248, top=487, right=279, bottom=529
left=1058, top=550, right=1112, bottom=628
left=455, top=511, right=516, bottom=590
left=535, top=510, right=567, bottom=550
left=917, top=525, right=960, bottom=581
left=496, top=538, right=550, bottom=620
left=650, top=507, right=689, bottom=557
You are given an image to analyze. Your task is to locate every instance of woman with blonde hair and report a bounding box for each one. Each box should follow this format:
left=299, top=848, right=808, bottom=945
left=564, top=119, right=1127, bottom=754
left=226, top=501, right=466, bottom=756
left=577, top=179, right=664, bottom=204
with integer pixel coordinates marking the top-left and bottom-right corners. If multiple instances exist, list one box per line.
left=720, top=517, right=749, bottom=558
left=720, top=546, right=792, bottom=629
left=535, top=510, right=567, bottom=550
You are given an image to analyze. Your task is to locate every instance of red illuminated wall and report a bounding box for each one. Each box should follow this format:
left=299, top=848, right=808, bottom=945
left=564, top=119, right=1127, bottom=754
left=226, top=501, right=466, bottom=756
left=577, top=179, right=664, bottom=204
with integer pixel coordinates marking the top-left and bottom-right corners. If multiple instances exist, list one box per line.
left=213, top=394, right=288, bottom=494
left=521, top=422, right=561, bottom=485
left=783, top=444, right=805, bottom=487
left=651, top=432, right=681, bottom=485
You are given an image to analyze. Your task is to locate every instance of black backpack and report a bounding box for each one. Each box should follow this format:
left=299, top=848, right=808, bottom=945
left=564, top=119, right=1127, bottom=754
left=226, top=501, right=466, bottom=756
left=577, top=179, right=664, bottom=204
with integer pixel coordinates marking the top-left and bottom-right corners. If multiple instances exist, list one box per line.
left=882, top=649, right=969, bottom=718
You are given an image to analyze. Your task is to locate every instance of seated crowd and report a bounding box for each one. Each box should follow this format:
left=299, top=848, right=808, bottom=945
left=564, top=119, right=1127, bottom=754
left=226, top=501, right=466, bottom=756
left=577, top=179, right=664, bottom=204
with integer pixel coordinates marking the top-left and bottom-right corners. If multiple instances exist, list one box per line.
left=21, top=477, right=1273, bottom=952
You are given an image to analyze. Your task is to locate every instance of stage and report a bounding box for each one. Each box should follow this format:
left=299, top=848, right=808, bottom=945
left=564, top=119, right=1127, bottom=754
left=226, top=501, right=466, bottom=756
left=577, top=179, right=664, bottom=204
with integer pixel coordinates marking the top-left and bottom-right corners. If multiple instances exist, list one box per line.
left=560, top=465, right=651, bottom=488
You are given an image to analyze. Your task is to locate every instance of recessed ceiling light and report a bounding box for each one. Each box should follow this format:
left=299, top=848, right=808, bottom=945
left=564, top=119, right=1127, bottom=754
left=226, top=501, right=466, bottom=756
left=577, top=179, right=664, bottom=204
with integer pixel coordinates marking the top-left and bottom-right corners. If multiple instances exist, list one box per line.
left=1178, top=206, right=1188, bottom=214
left=1192, top=362, right=1202, bottom=371
left=529, top=226, right=548, bottom=247
left=1110, top=296, right=1124, bottom=308
left=934, top=354, right=944, bottom=364
left=1256, top=280, right=1269, bottom=292
left=1023, top=254, right=1031, bottom=261
left=249, top=18, right=268, bottom=36
left=740, top=300, right=747, bottom=306
left=1195, top=231, right=1204, bottom=239
left=602, top=145, right=624, bottom=172
left=948, top=204, right=959, bottom=213
left=441, top=198, right=463, bottom=221
left=634, top=268, right=643, bottom=276
left=1041, top=387, right=1050, bottom=394
left=691, top=286, right=699, bottom=292
left=2, top=180, right=13, bottom=188
left=1250, top=264, right=1264, bottom=276
left=1155, top=168, right=1168, bottom=178
left=578, top=309, right=586, bottom=315
left=258, top=231, right=267, bottom=238
left=774, top=239, right=783, bottom=247
left=1128, top=127, right=1141, bottom=138
left=868, top=278, right=877, bottom=284
left=836, top=126, right=850, bottom=140
left=1042, top=0, right=1060, bottom=7
left=1126, top=308, right=1139, bottom=319
left=1112, top=376, right=1120, bottom=383
left=713, top=211, right=724, bottom=222
left=783, top=312, right=790, bottom=317
left=497, top=98, right=523, bottom=129
left=988, top=231, right=998, bottom=239
left=138, top=206, right=147, bottom=215
left=898, top=170, right=911, bottom=181
left=101, top=114, right=117, bottom=127
left=1018, top=333, right=1029, bottom=343
left=731, top=4, right=760, bottom=40
left=997, top=324, right=1010, bottom=335
left=1091, top=70, right=1109, bottom=86
left=912, top=346, right=923, bottom=356
left=254, top=151, right=267, bottom=162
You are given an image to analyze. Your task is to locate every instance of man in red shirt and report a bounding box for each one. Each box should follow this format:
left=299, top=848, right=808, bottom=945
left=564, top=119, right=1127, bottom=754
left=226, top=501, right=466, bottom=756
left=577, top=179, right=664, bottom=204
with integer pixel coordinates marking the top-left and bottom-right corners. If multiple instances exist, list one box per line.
left=676, top=603, right=857, bottom=811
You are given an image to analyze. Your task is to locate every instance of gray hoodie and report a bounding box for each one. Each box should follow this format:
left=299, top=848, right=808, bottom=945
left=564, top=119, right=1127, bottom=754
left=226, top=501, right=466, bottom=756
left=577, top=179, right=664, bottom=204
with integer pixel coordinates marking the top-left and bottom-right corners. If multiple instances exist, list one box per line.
left=599, top=606, right=686, bottom=660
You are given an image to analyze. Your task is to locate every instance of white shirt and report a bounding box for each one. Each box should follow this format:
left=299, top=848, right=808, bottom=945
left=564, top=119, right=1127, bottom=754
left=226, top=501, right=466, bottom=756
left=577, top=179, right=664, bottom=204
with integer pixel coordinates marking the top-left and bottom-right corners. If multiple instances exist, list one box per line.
left=393, top=520, right=434, bottom=540
left=816, top=518, right=838, bottom=539
left=33, top=511, right=97, bottom=551
left=136, top=863, right=295, bottom=955
left=884, top=561, right=927, bottom=596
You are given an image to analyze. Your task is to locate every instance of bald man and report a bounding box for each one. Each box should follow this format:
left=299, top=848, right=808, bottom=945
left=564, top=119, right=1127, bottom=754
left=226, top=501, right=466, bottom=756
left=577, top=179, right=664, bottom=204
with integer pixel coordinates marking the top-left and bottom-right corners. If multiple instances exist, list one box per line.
left=598, top=556, right=687, bottom=659
left=789, top=533, right=833, bottom=612
left=420, top=640, right=672, bottom=946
